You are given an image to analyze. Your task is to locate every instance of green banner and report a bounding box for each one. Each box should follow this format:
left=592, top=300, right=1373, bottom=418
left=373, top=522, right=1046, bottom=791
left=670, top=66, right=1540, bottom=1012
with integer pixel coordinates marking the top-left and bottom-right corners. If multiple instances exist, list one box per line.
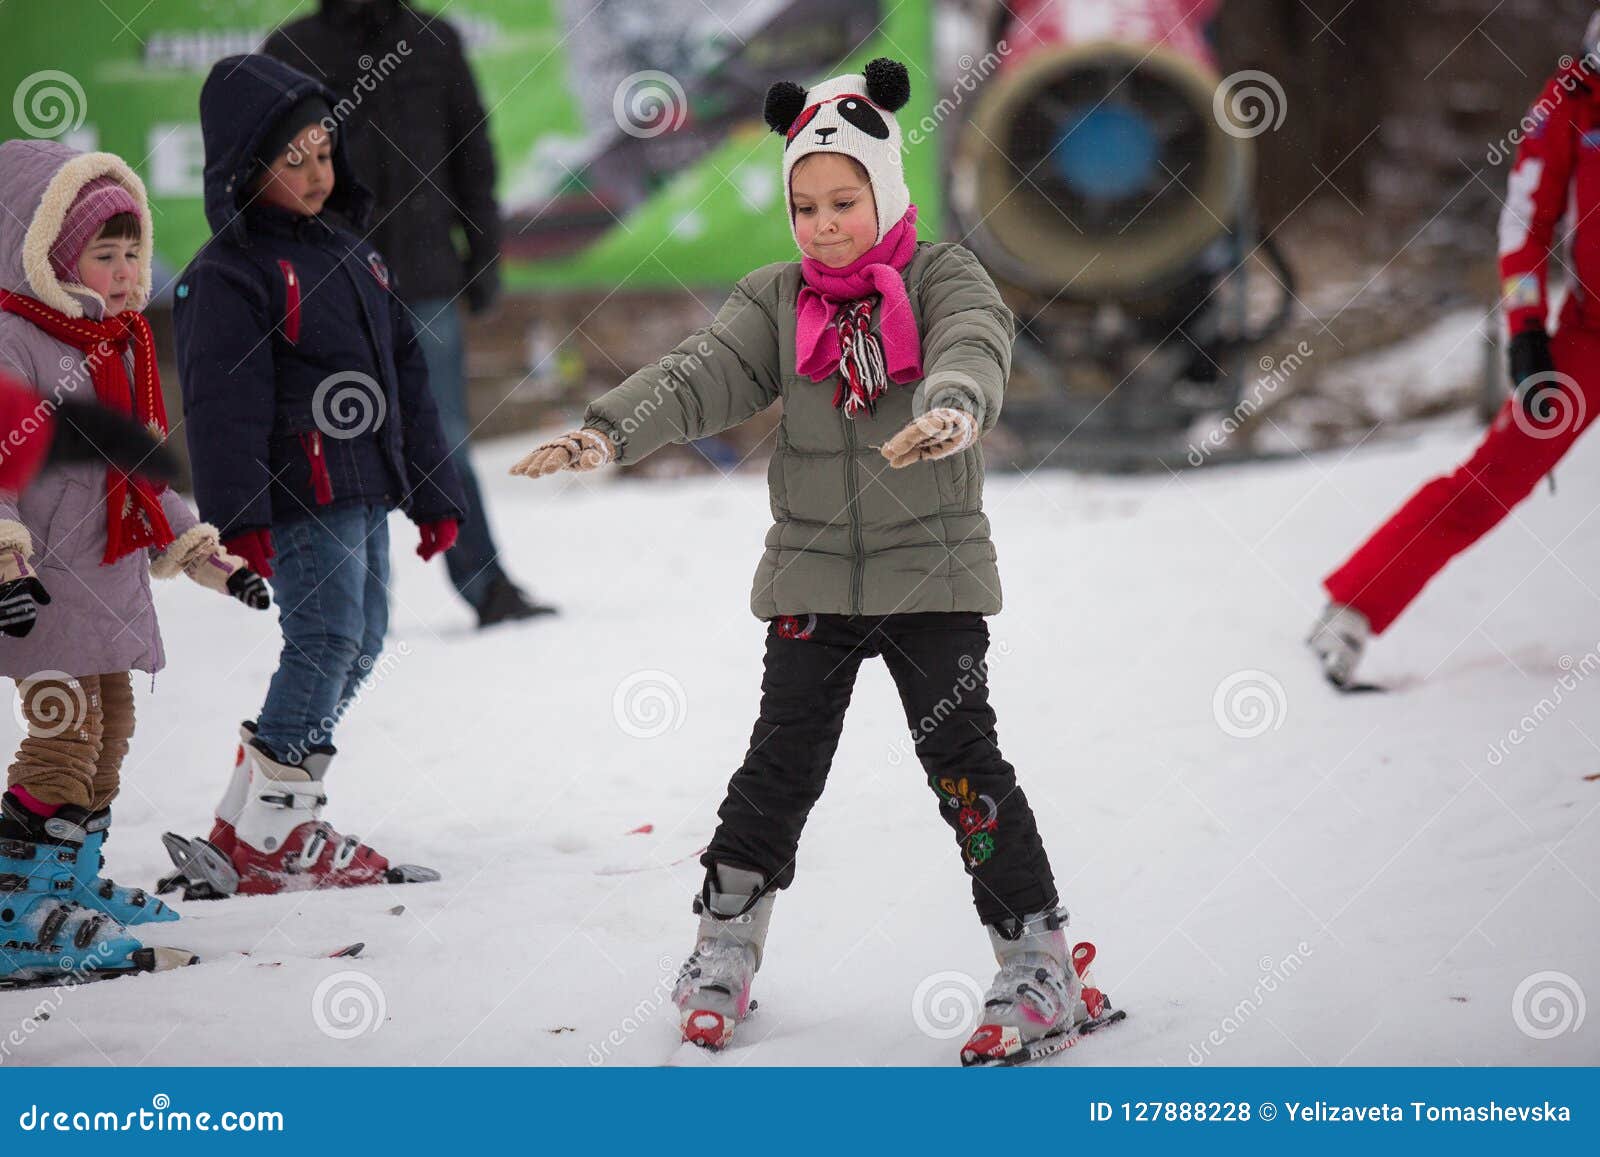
left=0, top=0, right=937, bottom=291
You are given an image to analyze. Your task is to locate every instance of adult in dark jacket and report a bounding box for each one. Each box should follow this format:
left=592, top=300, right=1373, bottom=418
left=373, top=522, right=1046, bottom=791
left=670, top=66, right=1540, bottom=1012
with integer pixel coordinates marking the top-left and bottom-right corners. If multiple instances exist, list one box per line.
left=169, top=53, right=464, bottom=896
left=264, top=0, right=554, bottom=627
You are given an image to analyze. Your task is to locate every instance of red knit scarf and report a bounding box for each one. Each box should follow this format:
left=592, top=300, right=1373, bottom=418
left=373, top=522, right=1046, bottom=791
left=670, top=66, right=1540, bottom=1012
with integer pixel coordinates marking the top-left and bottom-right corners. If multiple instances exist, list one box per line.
left=0, top=289, right=173, bottom=564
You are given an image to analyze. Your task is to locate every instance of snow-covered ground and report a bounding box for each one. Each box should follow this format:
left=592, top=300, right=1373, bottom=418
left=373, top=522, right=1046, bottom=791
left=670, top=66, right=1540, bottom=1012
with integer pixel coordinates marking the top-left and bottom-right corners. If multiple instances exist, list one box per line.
left=4, top=419, right=1598, bottom=1068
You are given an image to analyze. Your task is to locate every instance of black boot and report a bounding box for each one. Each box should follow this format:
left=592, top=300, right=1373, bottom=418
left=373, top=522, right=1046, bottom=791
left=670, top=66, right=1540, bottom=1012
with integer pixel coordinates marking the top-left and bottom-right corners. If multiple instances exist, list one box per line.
left=475, top=575, right=558, bottom=628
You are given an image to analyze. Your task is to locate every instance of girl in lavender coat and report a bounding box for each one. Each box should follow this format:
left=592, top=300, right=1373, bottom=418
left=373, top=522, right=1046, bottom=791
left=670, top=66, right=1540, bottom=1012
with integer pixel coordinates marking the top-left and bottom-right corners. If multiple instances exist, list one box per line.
left=0, top=139, right=268, bottom=983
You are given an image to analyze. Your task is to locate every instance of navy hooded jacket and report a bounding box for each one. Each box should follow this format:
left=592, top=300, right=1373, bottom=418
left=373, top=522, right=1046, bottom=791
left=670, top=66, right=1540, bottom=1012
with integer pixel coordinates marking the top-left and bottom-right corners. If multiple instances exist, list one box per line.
left=174, top=53, right=465, bottom=539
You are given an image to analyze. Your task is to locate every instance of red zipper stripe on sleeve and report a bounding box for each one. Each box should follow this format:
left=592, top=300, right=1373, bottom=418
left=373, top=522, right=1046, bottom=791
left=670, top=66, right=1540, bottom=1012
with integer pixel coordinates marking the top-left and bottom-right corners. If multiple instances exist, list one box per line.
left=278, top=259, right=301, bottom=344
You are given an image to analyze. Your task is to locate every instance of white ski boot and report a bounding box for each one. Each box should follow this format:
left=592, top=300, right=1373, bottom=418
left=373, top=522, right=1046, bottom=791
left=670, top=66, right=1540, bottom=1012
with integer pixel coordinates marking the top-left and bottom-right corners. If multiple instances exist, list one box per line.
left=960, top=909, right=1124, bottom=1066
left=672, top=864, right=774, bottom=1050
left=1307, top=602, right=1371, bottom=688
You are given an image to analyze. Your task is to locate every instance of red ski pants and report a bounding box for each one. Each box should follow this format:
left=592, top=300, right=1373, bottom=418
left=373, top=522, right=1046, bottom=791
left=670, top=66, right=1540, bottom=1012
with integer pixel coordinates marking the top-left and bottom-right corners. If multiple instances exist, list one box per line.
left=1324, top=323, right=1600, bottom=635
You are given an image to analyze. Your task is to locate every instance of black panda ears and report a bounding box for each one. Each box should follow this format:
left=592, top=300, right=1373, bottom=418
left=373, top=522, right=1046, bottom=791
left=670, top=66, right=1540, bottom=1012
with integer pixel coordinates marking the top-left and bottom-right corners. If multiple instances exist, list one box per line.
left=863, top=58, right=910, bottom=112
left=764, top=59, right=912, bottom=134
left=764, top=81, right=808, bottom=134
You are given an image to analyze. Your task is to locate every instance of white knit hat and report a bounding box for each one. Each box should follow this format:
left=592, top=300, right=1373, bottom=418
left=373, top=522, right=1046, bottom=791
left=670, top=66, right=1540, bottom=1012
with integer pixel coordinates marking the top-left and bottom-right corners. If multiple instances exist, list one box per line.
left=765, top=58, right=913, bottom=248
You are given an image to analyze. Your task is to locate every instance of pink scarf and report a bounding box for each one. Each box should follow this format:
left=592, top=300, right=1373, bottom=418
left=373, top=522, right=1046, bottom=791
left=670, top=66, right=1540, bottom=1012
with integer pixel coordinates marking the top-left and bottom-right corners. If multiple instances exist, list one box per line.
left=796, top=204, right=922, bottom=417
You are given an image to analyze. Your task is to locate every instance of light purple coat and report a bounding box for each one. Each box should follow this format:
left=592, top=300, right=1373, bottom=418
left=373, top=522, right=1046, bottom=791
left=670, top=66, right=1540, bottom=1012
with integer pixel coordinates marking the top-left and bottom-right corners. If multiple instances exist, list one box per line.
left=0, top=139, right=206, bottom=680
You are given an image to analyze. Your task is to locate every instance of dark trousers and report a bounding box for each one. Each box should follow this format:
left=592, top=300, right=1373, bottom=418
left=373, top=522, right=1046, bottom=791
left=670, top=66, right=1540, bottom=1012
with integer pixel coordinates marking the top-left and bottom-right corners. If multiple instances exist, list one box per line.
left=412, top=297, right=507, bottom=609
left=705, top=612, right=1058, bottom=927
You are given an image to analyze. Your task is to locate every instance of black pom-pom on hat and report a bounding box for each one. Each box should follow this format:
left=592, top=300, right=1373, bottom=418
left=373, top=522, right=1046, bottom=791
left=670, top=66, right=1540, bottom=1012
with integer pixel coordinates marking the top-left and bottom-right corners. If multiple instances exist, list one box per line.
left=863, top=58, right=910, bottom=112
left=764, top=81, right=808, bottom=134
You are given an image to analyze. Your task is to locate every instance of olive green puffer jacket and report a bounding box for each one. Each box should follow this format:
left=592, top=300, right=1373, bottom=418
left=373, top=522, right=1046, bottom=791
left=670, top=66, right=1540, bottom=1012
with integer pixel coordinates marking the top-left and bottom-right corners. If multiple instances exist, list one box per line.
left=583, top=241, right=1014, bottom=619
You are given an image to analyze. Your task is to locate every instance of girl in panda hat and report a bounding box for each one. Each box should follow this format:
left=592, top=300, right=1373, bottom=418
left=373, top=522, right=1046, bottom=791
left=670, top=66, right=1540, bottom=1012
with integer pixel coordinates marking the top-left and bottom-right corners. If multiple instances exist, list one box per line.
left=512, top=58, right=1121, bottom=1064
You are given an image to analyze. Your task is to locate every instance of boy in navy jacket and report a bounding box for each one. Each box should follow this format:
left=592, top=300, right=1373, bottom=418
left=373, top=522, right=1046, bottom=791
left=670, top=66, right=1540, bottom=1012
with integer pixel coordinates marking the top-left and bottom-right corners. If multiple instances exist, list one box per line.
left=171, top=54, right=465, bottom=895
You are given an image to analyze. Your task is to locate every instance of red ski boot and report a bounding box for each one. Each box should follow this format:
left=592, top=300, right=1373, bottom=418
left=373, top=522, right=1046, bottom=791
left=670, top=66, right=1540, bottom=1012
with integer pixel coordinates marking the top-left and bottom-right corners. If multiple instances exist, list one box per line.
left=160, top=727, right=438, bottom=898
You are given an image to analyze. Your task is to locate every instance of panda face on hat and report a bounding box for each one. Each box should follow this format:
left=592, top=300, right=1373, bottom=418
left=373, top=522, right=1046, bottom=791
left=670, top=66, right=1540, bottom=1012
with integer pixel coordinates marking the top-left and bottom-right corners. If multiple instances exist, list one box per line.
left=765, top=58, right=913, bottom=248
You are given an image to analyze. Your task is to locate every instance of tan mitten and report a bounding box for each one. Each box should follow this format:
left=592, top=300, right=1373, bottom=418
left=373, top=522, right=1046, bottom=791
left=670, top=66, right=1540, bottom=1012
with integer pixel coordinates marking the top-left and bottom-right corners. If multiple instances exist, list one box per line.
left=185, top=545, right=248, bottom=595
left=152, top=523, right=223, bottom=583
left=509, top=427, right=617, bottom=478
left=880, top=408, right=978, bottom=469
left=0, top=520, right=35, bottom=582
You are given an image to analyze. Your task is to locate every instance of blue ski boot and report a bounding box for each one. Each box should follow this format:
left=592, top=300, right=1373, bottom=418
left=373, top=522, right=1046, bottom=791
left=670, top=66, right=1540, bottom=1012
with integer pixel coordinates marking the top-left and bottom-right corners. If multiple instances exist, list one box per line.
left=74, top=807, right=178, bottom=924
left=0, top=792, right=192, bottom=988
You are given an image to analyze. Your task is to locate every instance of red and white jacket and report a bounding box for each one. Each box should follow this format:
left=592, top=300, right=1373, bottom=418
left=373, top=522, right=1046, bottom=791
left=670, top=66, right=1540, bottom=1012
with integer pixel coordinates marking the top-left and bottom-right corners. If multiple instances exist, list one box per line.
left=1498, top=58, right=1600, bottom=337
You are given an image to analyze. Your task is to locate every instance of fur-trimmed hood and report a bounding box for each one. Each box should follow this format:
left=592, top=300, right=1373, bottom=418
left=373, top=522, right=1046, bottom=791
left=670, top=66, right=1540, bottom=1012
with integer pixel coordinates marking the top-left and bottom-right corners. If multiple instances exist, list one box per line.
left=0, top=139, right=154, bottom=320
left=199, top=53, right=374, bottom=245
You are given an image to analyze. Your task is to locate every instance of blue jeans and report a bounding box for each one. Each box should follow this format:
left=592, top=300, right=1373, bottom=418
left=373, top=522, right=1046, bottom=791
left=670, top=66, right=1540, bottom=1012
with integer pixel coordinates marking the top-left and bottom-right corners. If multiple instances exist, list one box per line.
left=412, top=297, right=507, bottom=609
left=256, top=504, right=390, bottom=763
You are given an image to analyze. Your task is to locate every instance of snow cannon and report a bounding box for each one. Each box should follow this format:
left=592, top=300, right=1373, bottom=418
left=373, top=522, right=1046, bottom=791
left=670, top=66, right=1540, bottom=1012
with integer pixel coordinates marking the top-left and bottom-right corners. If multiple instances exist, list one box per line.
left=953, top=0, right=1247, bottom=298
left=950, top=0, right=1294, bottom=466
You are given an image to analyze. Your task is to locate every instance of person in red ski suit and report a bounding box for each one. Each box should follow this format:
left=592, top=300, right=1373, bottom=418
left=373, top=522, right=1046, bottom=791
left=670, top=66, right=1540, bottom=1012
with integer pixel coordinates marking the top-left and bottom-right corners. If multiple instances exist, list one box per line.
left=1310, top=34, right=1600, bottom=687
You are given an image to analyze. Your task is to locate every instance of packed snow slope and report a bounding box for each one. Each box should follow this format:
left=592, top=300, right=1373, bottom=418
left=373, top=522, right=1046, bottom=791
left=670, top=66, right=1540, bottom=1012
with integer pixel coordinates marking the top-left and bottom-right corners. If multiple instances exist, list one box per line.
left=4, top=420, right=1597, bottom=1067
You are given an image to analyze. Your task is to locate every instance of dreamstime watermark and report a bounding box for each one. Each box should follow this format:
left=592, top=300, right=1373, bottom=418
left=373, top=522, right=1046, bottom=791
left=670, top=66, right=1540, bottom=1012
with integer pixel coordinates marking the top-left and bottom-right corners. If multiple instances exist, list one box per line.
left=282, top=642, right=412, bottom=765
left=910, top=969, right=985, bottom=1040
left=887, top=640, right=1013, bottom=766
left=1485, top=643, right=1600, bottom=766
left=0, top=392, right=60, bottom=476
left=1187, top=942, right=1314, bottom=1064
left=312, top=370, right=387, bottom=440
left=903, top=42, right=1010, bottom=149
left=1213, top=70, right=1287, bottom=139
left=311, top=970, right=386, bottom=1040
left=1510, top=372, right=1587, bottom=441
left=0, top=941, right=131, bottom=1066
left=613, top=70, right=688, bottom=139
left=11, top=672, right=87, bottom=741
left=12, top=70, right=87, bottom=139
left=15, top=1093, right=283, bottom=1133
left=612, top=669, right=687, bottom=739
left=1187, top=340, right=1315, bottom=465
left=0, top=342, right=158, bottom=475
left=1511, top=970, right=1586, bottom=1040
left=912, top=369, right=986, bottom=428
left=285, top=43, right=413, bottom=164
left=1486, top=52, right=1600, bottom=165
left=597, top=335, right=722, bottom=453
left=587, top=954, right=680, bottom=1064
left=1212, top=669, right=1288, bottom=739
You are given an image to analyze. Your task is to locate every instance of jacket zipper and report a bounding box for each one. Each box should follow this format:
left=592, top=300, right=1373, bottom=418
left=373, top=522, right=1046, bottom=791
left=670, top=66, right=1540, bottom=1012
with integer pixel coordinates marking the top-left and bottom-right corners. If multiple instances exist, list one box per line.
left=300, top=430, right=334, bottom=504
left=841, top=400, right=864, bottom=615
left=277, top=260, right=301, bottom=344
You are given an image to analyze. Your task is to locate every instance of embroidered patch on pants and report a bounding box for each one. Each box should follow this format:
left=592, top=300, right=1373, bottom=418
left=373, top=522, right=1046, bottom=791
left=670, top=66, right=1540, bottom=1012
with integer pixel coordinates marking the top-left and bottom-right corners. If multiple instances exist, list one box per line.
left=932, top=774, right=999, bottom=867
left=774, top=613, right=818, bottom=640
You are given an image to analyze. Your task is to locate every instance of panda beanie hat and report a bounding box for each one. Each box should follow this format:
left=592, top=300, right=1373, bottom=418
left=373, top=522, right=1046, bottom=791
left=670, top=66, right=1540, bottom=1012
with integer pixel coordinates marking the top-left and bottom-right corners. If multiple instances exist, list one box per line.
left=763, top=59, right=924, bottom=417
left=764, top=58, right=913, bottom=247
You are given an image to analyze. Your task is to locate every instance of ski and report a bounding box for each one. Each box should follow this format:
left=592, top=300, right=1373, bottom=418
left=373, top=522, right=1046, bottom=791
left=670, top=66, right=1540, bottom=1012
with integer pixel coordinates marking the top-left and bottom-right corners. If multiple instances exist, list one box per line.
left=0, top=946, right=199, bottom=991
left=1326, top=674, right=1386, bottom=695
left=960, top=1004, right=1128, bottom=1067
left=237, top=942, right=366, bottom=967
left=158, top=830, right=439, bottom=897
left=597, top=845, right=708, bottom=876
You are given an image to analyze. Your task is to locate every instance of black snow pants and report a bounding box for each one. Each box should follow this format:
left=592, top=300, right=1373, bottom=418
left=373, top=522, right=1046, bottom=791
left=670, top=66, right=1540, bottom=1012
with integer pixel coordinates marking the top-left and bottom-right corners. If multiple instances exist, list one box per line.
left=703, top=612, right=1058, bottom=928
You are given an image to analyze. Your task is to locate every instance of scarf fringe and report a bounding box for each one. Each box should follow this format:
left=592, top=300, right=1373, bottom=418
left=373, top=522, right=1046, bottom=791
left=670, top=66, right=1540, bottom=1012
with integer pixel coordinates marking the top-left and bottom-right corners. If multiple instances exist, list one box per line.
left=835, top=299, right=891, bottom=417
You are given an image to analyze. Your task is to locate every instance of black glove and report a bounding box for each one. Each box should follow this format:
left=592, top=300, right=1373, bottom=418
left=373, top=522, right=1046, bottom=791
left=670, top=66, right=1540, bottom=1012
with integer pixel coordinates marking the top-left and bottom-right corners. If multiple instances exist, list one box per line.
left=49, top=397, right=180, bottom=485
left=1508, top=329, right=1561, bottom=420
left=226, top=567, right=272, bottom=611
left=0, top=576, right=51, bottom=638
